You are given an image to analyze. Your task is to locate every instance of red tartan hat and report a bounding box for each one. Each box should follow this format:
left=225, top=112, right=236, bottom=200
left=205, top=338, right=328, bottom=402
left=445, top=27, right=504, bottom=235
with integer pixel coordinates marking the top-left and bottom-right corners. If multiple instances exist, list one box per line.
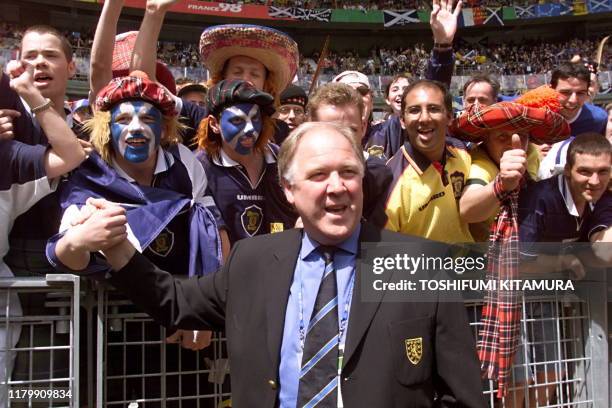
left=112, top=31, right=177, bottom=95
left=450, top=86, right=571, bottom=144
left=95, top=71, right=176, bottom=117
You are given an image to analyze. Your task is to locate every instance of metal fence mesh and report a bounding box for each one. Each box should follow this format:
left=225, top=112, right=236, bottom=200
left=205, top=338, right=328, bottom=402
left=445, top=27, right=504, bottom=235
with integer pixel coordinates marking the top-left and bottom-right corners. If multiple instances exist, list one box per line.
left=0, top=276, right=608, bottom=407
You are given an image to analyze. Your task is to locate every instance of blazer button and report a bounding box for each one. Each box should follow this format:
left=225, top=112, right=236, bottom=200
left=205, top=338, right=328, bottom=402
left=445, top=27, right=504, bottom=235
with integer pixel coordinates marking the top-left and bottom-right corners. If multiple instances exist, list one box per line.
left=268, top=380, right=277, bottom=389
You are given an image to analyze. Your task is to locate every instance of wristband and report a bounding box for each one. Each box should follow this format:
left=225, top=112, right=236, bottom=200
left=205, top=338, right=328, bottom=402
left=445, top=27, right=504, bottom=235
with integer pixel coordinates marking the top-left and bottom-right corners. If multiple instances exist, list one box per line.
left=433, top=42, right=452, bottom=49
left=31, top=98, right=54, bottom=116
left=493, top=174, right=514, bottom=202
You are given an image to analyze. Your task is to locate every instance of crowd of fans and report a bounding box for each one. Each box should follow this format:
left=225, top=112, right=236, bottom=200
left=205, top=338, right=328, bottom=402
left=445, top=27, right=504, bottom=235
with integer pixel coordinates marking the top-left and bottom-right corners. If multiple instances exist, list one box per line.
left=2, top=22, right=610, bottom=80
left=300, top=38, right=611, bottom=77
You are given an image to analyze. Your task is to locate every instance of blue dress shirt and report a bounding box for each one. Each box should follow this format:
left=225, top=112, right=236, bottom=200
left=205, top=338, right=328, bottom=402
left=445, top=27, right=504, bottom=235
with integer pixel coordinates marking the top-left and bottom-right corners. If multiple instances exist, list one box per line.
left=278, top=225, right=360, bottom=408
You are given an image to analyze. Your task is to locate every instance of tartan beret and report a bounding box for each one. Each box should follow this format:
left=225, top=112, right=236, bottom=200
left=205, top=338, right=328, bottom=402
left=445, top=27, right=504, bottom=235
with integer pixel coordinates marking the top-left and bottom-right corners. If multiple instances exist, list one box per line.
left=280, top=85, right=308, bottom=109
left=450, top=86, right=570, bottom=144
left=207, top=79, right=275, bottom=117
left=112, top=31, right=177, bottom=95
left=95, top=71, right=176, bottom=117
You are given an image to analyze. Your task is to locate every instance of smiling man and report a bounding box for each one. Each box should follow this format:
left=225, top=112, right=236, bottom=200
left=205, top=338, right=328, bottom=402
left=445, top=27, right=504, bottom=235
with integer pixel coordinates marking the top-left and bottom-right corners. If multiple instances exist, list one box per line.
left=383, top=79, right=474, bottom=243
left=514, top=132, right=611, bottom=406
left=195, top=79, right=297, bottom=245
left=538, top=63, right=608, bottom=179
left=66, top=121, right=486, bottom=407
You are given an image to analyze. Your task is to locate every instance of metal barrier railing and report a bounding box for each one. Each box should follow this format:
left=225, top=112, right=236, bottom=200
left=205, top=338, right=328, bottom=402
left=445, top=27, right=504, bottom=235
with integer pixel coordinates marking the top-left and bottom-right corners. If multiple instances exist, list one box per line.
left=0, top=274, right=80, bottom=407
left=0, top=274, right=608, bottom=407
left=95, top=284, right=231, bottom=408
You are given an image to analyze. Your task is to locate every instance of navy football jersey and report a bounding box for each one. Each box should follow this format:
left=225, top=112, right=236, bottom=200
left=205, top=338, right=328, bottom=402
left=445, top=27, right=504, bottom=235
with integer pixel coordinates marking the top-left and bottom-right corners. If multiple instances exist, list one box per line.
left=197, top=144, right=297, bottom=244
left=518, top=174, right=594, bottom=257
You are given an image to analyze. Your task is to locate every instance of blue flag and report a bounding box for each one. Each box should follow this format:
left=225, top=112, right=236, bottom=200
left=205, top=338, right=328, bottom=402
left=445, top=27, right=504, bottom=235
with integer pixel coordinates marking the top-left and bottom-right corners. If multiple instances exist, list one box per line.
left=49, top=147, right=221, bottom=277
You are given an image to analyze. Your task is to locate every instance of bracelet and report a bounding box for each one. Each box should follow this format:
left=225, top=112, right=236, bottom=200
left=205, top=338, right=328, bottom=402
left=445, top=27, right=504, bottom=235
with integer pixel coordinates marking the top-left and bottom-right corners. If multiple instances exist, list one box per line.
left=493, top=174, right=513, bottom=202
left=31, top=98, right=53, bottom=116
left=433, top=43, right=452, bottom=52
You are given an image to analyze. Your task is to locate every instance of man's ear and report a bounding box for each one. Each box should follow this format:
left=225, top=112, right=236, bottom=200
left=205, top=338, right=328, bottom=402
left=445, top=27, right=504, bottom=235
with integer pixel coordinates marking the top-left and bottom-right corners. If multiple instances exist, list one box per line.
left=564, top=163, right=571, bottom=178
left=399, top=115, right=406, bottom=130
left=281, top=178, right=295, bottom=206
left=67, top=60, right=76, bottom=80
left=208, top=115, right=220, bottom=134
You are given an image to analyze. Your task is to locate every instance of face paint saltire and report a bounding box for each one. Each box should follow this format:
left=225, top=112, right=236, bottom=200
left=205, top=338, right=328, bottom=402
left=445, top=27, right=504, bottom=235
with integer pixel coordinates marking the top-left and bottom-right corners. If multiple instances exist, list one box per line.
left=219, top=103, right=262, bottom=155
left=110, top=101, right=163, bottom=163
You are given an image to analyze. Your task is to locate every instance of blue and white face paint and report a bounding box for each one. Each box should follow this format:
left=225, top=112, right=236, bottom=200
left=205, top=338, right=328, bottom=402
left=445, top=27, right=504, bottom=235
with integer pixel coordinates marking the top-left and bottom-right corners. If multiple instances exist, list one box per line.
left=110, top=101, right=163, bottom=163
left=219, top=103, right=262, bottom=155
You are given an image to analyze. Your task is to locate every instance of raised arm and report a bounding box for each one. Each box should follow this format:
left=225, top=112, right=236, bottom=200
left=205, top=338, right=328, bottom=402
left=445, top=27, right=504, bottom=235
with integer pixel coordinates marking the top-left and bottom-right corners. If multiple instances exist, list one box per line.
left=130, top=0, right=179, bottom=79
left=90, top=0, right=125, bottom=101
left=426, top=0, right=462, bottom=87
left=7, top=61, right=86, bottom=178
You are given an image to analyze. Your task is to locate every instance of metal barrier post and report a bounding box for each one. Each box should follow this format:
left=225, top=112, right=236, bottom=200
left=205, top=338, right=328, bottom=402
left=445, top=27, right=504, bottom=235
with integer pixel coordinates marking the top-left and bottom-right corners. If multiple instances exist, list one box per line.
left=575, top=269, right=609, bottom=407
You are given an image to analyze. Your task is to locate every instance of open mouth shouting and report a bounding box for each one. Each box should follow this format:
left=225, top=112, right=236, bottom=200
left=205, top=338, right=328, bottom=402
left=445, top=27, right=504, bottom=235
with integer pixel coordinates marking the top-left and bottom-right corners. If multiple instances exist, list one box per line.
left=125, top=135, right=150, bottom=147
left=33, top=71, right=53, bottom=88
left=325, top=203, right=349, bottom=217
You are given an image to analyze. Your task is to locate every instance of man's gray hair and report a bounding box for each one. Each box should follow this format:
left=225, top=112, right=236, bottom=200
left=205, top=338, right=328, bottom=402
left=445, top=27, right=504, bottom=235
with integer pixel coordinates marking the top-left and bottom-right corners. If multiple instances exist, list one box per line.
left=278, top=121, right=365, bottom=184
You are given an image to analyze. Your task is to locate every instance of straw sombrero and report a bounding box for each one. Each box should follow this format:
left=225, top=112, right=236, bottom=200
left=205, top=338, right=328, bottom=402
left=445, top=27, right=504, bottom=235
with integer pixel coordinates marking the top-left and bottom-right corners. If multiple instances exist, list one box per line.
left=199, top=24, right=298, bottom=98
left=450, top=86, right=571, bottom=145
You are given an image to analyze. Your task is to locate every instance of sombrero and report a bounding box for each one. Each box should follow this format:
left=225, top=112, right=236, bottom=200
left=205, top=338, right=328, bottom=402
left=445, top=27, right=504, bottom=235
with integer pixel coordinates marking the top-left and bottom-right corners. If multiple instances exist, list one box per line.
left=450, top=86, right=571, bottom=145
left=199, top=24, right=298, bottom=97
left=112, top=31, right=177, bottom=95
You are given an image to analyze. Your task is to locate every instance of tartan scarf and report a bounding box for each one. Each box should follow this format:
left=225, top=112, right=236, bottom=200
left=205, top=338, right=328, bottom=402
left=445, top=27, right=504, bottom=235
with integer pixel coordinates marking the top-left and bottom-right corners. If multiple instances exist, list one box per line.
left=477, top=174, right=523, bottom=398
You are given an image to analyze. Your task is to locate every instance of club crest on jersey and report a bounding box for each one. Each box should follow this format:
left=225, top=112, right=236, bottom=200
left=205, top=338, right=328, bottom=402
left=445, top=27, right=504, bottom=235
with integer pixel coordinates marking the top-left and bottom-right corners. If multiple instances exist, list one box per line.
left=148, top=228, right=175, bottom=257
left=450, top=171, right=465, bottom=199
left=241, top=205, right=263, bottom=237
left=366, top=145, right=385, bottom=159
left=405, top=337, right=423, bottom=365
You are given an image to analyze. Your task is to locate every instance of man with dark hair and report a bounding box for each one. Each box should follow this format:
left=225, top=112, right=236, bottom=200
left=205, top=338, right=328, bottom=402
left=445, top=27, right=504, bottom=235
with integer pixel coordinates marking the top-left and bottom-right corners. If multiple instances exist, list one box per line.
left=0, top=24, right=83, bottom=276
left=363, top=0, right=461, bottom=160
left=538, top=63, right=608, bottom=179
left=383, top=79, right=473, bottom=243
left=384, top=73, right=412, bottom=118
left=462, top=73, right=500, bottom=110
left=0, top=51, right=85, bottom=406
left=515, top=132, right=611, bottom=405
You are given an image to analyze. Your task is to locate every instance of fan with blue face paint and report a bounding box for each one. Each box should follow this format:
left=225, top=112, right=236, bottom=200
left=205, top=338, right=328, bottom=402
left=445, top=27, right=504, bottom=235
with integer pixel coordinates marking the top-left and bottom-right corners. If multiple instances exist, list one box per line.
left=110, top=101, right=163, bottom=163
left=219, top=103, right=262, bottom=156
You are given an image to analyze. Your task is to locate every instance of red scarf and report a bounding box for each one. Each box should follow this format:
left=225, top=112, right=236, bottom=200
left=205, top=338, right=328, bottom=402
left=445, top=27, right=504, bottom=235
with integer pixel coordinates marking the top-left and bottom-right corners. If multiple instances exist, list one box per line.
left=477, top=174, right=522, bottom=398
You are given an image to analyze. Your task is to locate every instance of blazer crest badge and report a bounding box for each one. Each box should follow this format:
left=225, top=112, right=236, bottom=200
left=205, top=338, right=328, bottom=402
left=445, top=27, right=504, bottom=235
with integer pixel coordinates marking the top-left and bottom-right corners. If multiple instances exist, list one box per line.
left=405, top=337, right=423, bottom=365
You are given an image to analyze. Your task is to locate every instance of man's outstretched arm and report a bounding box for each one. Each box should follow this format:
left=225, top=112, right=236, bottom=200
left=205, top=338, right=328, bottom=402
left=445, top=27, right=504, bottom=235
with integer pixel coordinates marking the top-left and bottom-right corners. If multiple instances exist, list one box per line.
left=73, top=198, right=228, bottom=331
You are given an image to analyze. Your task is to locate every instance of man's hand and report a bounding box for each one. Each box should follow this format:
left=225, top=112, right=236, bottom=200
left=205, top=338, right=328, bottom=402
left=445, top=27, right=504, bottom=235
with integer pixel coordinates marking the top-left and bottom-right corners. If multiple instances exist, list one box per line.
left=559, top=254, right=586, bottom=281
left=6, top=60, right=40, bottom=100
left=64, top=202, right=127, bottom=253
left=430, top=0, right=463, bottom=44
left=78, top=139, right=94, bottom=157
left=0, top=109, right=20, bottom=140
left=498, top=134, right=527, bottom=192
left=166, top=330, right=212, bottom=351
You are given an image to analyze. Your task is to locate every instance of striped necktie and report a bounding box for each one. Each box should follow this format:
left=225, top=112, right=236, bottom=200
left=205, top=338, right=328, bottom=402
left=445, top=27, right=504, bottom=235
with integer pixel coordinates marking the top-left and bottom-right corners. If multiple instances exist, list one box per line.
left=297, top=246, right=339, bottom=408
